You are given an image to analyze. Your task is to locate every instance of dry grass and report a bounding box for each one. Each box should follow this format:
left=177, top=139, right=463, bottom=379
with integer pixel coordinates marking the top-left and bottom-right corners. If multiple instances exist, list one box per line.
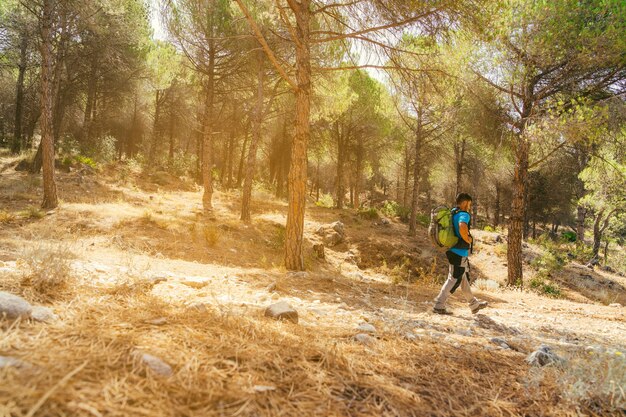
left=0, top=209, right=16, bottom=224
left=17, top=243, right=75, bottom=302
left=0, top=281, right=593, bottom=417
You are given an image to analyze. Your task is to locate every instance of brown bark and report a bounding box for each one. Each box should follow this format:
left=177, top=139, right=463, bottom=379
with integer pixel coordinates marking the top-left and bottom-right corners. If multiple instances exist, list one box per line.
left=12, top=34, right=28, bottom=154
left=591, top=208, right=619, bottom=262
left=40, top=0, right=58, bottom=209
left=403, top=143, right=410, bottom=207
left=353, top=137, right=363, bottom=209
left=201, top=39, right=216, bottom=213
left=408, top=114, right=422, bottom=235
left=507, top=136, right=529, bottom=286
left=494, top=181, right=501, bottom=227
left=149, top=90, right=162, bottom=163
left=284, top=0, right=311, bottom=271
left=335, top=120, right=346, bottom=209
left=241, top=53, right=264, bottom=222
left=454, top=137, right=466, bottom=196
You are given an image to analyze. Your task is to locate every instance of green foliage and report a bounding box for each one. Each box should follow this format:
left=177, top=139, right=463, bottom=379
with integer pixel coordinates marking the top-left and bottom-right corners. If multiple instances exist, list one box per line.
left=315, top=194, right=334, bottom=208
left=529, top=272, right=562, bottom=298
left=380, top=200, right=410, bottom=222
left=484, top=225, right=496, bottom=232
left=494, top=243, right=508, bottom=257
left=357, top=207, right=379, bottom=220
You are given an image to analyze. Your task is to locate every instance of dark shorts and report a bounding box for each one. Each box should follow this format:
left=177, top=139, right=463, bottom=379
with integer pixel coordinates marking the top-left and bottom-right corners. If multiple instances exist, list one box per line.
left=446, top=250, right=468, bottom=283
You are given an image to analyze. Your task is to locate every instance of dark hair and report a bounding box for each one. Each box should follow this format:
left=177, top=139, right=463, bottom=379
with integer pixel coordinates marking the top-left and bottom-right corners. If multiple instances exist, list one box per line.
left=456, top=193, right=473, bottom=205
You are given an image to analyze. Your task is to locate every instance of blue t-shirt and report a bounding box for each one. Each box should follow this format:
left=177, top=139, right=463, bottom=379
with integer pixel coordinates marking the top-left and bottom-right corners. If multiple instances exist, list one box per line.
left=449, top=211, right=470, bottom=258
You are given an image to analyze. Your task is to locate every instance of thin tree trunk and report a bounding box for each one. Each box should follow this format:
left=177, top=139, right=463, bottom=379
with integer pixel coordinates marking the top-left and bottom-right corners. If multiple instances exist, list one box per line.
left=494, top=182, right=501, bottom=227
left=335, top=121, right=345, bottom=209
left=12, top=34, right=28, bottom=154
left=409, top=117, right=422, bottom=235
left=591, top=208, right=619, bottom=262
left=40, top=0, right=58, bottom=209
left=241, top=53, right=264, bottom=222
left=284, top=1, right=311, bottom=271
left=202, top=40, right=215, bottom=213
left=454, top=137, right=466, bottom=196
left=149, top=90, right=161, bottom=163
left=354, top=139, right=363, bottom=209
left=403, top=143, right=410, bottom=207
left=168, top=108, right=175, bottom=165
left=576, top=204, right=586, bottom=243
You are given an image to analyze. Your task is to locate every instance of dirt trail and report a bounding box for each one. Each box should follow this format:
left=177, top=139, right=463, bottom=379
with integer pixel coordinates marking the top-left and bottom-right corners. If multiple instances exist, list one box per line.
left=0, top=160, right=624, bottom=416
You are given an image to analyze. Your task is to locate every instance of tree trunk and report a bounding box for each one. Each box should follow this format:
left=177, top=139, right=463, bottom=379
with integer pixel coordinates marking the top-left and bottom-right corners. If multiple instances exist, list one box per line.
left=201, top=40, right=215, bottom=213
left=403, top=143, right=410, bottom=207
left=168, top=107, right=175, bottom=165
left=82, top=56, right=98, bottom=144
left=40, top=0, right=58, bottom=209
left=237, top=129, right=249, bottom=188
left=12, top=34, right=28, bottom=154
left=241, top=53, right=264, bottom=222
left=454, top=137, right=466, bottom=196
left=494, top=182, right=501, bottom=227
left=603, top=240, right=609, bottom=265
left=507, top=135, right=529, bottom=286
left=226, top=105, right=237, bottom=189
left=284, top=1, right=311, bottom=271
left=353, top=138, right=363, bottom=209
left=591, top=208, right=618, bottom=262
left=576, top=204, right=586, bottom=243
left=335, top=121, right=345, bottom=209
left=409, top=118, right=422, bottom=235
left=149, top=90, right=161, bottom=163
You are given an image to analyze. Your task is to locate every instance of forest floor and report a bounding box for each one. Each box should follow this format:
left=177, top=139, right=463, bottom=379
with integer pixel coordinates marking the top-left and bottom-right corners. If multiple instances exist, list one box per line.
left=0, top=154, right=625, bottom=417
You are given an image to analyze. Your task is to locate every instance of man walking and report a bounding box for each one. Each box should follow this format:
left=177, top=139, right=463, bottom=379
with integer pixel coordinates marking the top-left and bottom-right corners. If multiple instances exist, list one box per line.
left=433, top=193, right=488, bottom=315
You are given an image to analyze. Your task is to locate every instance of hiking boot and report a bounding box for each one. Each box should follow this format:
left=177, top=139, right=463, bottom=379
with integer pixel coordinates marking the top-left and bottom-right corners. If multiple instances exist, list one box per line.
left=471, top=301, right=488, bottom=314
left=433, top=307, right=453, bottom=315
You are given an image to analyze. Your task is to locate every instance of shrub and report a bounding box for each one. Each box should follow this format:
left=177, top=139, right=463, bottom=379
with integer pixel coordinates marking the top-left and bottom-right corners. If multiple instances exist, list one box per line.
left=0, top=210, right=16, bottom=224
left=203, top=225, right=220, bottom=247
left=315, top=193, right=334, bottom=208
left=21, top=206, right=45, bottom=219
left=357, top=207, right=379, bottom=220
left=494, top=243, right=508, bottom=257
left=484, top=225, right=496, bottom=232
left=529, top=272, right=562, bottom=298
left=20, top=244, right=74, bottom=300
left=380, top=200, right=410, bottom=222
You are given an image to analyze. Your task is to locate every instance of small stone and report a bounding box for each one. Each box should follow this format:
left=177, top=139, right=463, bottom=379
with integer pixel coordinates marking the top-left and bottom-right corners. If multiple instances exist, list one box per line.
left=31, top=306, right=58, bottom=323
left=490, top=337, right=510, bottom=349
left=455, top=329, right=473, bottom=337
left=288, top=271, right=308, bottom=279
left=148, top=276, right=168, bottom=285
left=264, top=301, right=298, bottom=324
left=138, top=353, right=173, bottom=377
left=526, top=345, right=565, bottom=367
left=0, top=291, right=32, bottom=320
left=266, top=282, right=277, bottom=292
left=356, top=323, right=376, bottom=333
left=380, top=218, right=390, bottom=225
left=146, top=317, right=167, bottom=325
left=0, top=356, right=31, bottom=369
left=404, top=332, right=417, bottom=341
left=609, top=303, right=622, bottom=308
left=253, top=385, right=276, bottom=393
left=187, top=302, right=210, bottom=312
left=180, top=279, right=208, bottom=289
left=354, top=333, right=374, bottom=345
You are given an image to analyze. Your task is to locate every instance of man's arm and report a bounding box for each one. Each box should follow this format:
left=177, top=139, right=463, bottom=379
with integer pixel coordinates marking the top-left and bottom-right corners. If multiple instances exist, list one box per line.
left=459, top=222, right=472, bottom=244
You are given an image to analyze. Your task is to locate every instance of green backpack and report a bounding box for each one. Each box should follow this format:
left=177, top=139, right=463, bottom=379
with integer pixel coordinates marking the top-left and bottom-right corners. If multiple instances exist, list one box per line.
left=428, top=206, right=459, bottom=248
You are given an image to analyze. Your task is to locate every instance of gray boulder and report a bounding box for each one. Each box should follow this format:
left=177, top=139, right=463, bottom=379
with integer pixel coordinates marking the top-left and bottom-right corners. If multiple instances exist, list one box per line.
left=0, top=291, right=32, bottom=319
left=264, top=301, right=298, bottom=324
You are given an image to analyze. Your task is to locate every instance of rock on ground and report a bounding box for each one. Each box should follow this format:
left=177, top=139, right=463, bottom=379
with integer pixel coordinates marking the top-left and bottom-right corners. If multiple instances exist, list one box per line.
left=354, top=333, right=374, bottom=345
left=137, top=352, right=173, bottom=377
left=526, top=346, right=565, bottom=367
left=315, top=221, right=345, bottom=247
left=356, top=323, right=376, bottom=333
left=264, top=301, right=298, bottom=324
left=0, top=356, right=32, bottom=369
left=31, top=306, right=58, bottom=323
left=0, top=291, right=32, bottom=319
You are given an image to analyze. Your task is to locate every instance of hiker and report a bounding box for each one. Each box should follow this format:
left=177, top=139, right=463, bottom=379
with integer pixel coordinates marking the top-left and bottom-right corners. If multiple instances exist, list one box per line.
left=433, top=193, right=488, bottom=315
